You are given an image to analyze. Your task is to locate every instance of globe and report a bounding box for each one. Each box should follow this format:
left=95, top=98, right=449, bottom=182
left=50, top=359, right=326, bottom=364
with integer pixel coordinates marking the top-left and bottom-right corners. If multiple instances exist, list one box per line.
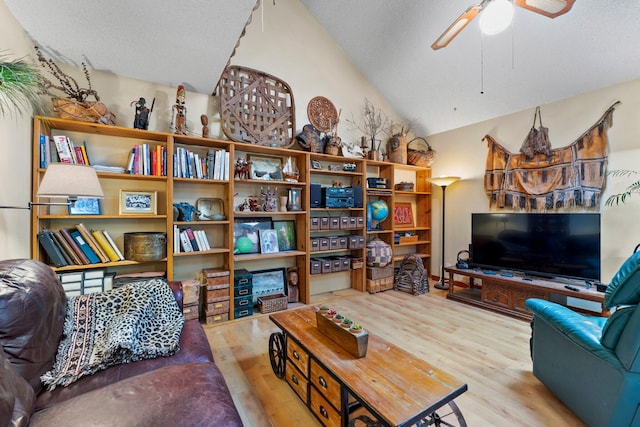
left=368, top=199, right=389, bottom=222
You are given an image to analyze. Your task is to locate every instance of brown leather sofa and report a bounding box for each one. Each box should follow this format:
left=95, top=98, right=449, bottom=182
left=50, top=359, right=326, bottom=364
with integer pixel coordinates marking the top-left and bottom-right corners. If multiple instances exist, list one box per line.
left=0, top=258, right=243, bottom=427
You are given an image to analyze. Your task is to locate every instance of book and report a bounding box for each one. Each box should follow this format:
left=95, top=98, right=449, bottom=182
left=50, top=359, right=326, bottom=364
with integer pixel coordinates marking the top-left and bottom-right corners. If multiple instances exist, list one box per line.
left=101, top=230, right=125, bottom=260
left=81, top=141, right=91, bottom=164
left=103, top=272, right=116, bottom=291
left=75, top=223, right=108, bottom=263
left=37, top=230, right=68, bottom=267
left=58, top=271, right=84, bottom=283
left=60, top=228, right=90, bottom=265
left=51, top=230, right=81, bottom=265
left=70, top=229, right=101, bottom=264
left=53, top=135, right=74, bottom=163
left=73, top=146, right=86, bottom=164
left=185, top=227, right=200, bottom=251
left=84, top=269, right=105, bottom=280
left=91, top=229, right=121, bottom=262
left=196, top=230, right=211, bottom=251
left=179, top=230, right=193, bottom=252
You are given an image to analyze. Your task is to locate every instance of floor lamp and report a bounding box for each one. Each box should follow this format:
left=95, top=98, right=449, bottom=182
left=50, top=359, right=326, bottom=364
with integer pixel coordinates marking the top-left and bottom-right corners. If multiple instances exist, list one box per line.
left=428, top=176, right=461, bottom=290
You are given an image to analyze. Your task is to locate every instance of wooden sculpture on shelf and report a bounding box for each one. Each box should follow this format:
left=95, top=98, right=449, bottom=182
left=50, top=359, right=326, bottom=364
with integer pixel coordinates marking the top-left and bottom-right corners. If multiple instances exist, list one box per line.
left=131, top=97, right=154, bottom=130
left=171, top=85, right=187, bottom=135
left=201, top=114, right=209, bottom=138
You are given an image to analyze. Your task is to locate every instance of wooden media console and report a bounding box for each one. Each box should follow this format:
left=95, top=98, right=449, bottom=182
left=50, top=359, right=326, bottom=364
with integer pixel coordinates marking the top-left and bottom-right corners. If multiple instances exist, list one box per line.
left=444, top=267, right=607, bottom=320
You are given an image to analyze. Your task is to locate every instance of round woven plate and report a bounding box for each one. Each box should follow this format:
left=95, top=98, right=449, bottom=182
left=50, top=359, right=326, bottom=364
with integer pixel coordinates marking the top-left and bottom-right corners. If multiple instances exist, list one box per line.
left=307, top=96, right=338, bottom=133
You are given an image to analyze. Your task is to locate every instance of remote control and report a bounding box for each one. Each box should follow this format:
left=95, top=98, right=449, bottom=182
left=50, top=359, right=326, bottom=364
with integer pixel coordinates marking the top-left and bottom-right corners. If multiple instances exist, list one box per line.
left=501, top=272, right=514, bottom=277
left=565, top=285, right=580, bottom=292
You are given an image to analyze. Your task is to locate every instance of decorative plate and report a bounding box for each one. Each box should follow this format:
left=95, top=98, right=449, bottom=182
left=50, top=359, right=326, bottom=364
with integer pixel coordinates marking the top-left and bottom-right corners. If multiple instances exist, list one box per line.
left=307, top=96, right=338, bottom=133
left=218, top=65, right=296, bottom=147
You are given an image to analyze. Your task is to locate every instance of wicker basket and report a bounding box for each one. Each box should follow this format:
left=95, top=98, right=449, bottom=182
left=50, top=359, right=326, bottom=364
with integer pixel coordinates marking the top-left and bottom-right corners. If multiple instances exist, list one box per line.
left=407, top=137, right=436, bottom=167
left=258, top=293, right=288, bottom=313
left=395, top=254, right=429, bottom=295
left=52, top=97, right=116, bottom=126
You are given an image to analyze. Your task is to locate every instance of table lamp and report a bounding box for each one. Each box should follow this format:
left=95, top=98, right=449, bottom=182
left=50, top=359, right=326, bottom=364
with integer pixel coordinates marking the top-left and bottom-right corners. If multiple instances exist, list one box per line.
left=0, top=163, right=104, bottom=210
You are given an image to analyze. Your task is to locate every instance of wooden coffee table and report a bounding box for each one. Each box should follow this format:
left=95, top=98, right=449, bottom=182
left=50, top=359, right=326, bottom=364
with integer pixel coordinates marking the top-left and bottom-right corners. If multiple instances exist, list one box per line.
left=269, top=307, right=468, bottom=427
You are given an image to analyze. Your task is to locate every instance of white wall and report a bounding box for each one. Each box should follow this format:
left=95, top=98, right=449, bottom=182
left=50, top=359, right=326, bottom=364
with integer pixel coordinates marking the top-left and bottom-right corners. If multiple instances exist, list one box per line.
left=428, top=79, right=640, bottom=281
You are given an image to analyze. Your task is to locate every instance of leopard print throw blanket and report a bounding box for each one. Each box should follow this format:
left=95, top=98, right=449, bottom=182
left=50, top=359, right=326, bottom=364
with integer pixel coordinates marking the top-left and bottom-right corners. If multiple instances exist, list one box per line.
left=41, top=279, right=184, bottom=390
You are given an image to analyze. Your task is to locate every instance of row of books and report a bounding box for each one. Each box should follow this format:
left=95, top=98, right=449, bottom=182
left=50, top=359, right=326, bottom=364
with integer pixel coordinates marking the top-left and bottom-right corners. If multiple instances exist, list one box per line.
left=39, top=135, right=90, bottom=168
left=126, top=143, right=168, bottom=176
left=58, top=269, right=114, bottom=297
left=173, top=225, right=212, bottom=253
left=174, top=147, right=229, bottom=180
left=37, top=223, right=125, bottom=268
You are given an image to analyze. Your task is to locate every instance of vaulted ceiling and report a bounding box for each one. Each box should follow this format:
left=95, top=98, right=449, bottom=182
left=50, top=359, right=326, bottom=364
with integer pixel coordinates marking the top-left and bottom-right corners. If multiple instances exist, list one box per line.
left=6, top=0, right=640, bottom=135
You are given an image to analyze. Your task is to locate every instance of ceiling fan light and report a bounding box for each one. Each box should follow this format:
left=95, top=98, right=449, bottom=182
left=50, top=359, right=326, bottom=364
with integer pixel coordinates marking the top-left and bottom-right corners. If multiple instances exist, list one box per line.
left=479, top=0, right=515, bottom=35
left=514, top=0, right=575, bottom=18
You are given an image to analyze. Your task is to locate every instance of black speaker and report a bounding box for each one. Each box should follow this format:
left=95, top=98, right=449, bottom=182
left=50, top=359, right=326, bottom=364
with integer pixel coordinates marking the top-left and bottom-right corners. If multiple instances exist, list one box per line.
left=350, top=186, right=363, bottom=208
left=310, top=183, right=322, bottom=208
left=456, top=250, right=470, bottom=269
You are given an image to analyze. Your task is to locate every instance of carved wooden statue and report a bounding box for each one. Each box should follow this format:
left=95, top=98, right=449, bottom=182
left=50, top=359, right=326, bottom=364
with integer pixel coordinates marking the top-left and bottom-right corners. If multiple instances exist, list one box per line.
left=171, top=85, right=187, bottom=135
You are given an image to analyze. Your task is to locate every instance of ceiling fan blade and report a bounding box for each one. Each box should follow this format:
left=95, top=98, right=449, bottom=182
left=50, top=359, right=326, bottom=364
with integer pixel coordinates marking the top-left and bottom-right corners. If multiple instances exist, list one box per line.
left=514, top=0, right=575, bottom=18
left=431, top=3, right=483, bottom=50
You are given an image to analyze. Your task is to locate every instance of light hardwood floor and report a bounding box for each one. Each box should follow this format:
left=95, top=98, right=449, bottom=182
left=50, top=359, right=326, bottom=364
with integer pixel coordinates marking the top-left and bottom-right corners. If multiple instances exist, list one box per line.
left=204, top=288, right=586, bottom=427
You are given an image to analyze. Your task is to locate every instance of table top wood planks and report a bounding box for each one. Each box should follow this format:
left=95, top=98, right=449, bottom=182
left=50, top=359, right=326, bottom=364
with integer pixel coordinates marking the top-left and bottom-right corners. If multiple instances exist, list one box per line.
left=270, top=307, right=468, bottom=426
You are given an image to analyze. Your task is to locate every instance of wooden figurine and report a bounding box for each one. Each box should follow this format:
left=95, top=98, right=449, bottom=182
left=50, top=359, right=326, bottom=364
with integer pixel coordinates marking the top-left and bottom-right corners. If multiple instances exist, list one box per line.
left=286, top=266, right=299, bottom=303
left=171, top=85, right=187, bottom=135
left=201, top=114, right=209, bottom=138
left=131, top=97, right=154, bottom=130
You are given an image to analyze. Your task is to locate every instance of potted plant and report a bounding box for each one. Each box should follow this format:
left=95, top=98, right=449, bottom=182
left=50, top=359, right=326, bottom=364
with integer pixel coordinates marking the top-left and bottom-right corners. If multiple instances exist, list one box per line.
left=350, top=322, right=364, bottom=334
left=0, top=50, right=46, bottom=117
left=318, top=305, right=330, bottom=315
left=341, top=318, right=353, bottom=329
left=333, top=313, right=344, bottom=323
left=605, top=170, right=640, bottom=206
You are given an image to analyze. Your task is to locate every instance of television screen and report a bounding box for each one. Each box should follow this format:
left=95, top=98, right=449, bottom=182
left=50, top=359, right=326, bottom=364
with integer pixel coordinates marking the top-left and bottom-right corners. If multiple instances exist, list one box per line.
left=471, top=213, right=600, bottom=281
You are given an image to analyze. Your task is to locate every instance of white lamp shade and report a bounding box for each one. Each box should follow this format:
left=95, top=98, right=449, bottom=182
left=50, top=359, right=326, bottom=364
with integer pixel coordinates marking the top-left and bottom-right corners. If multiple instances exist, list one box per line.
left=479, top=0, right=515, bottom=35
left=36, top=163, right=104, bottom=199
left=428, top=176, right=461, bottom=187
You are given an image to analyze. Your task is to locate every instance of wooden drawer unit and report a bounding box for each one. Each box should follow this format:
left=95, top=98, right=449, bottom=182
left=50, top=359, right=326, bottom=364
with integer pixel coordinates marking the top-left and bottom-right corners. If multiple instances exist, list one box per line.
left=513, top=287, right=547, bottom=314
left=310, top=359, right=341, bottom=410
left=287, top=338, right=309, bottom=375
left=285, top=362, right=308, bottom=403
left=482, top=282, right=511, bottom=309
left=310, top=386, right=341, bottom=427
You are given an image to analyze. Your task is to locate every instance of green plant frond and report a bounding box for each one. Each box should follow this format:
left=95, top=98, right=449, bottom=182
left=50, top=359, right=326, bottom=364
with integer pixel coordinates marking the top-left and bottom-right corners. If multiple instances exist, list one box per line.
left=0, top=52, right=47, bottom=117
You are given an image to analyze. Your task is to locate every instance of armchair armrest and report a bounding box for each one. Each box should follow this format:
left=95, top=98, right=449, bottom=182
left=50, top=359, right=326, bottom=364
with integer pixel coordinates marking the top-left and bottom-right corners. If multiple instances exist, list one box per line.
left=525, top=298, right=621, bottom=367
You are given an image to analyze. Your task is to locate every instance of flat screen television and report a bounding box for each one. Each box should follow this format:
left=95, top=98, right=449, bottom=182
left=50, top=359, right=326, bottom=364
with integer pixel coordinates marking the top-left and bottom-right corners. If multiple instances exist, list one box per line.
left=471, top=213, right=601, bottom=281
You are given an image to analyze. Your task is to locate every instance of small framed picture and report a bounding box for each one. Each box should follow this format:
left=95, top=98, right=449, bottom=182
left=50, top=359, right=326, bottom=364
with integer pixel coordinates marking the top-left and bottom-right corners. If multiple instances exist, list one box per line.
left=248, top=154, right=283, bottom=180
left=68, top=197, right=102, bottom=215
left=393, top=202, right=414, bottom=228
left=273, top=220, right=296, bottom=251
left=251, top=267, right=286, bottom=304
left=119, top=190, right=157, bottom=215
left=233, top=217, right=271, bottom=254
left=311, top=159, right=322, bottom=170
left=259, top=229, right=280, bottom=254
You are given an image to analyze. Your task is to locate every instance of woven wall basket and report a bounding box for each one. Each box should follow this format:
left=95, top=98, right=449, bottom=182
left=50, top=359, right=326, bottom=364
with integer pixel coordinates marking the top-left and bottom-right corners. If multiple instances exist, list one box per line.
left=218, top=65, right=295, bottom=148
left=52, top=97, right=115, bottom=126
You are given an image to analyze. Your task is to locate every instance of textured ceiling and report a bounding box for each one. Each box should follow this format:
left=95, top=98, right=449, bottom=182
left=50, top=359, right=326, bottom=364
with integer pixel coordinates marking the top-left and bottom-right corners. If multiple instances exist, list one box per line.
left=5, top=0, right=640, bottom=135
left=4, top=0, right=257, bottom=94
left=301, top=0, right=640, bottom=135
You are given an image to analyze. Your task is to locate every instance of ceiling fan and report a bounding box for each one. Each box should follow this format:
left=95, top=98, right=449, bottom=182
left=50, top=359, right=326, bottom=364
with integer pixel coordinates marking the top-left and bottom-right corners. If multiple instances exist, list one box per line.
left=431, top=0, right=575, bottom=50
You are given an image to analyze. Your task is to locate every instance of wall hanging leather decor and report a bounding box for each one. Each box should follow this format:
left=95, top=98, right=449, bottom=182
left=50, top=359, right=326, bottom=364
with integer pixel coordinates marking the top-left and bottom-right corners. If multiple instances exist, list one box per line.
left=520, top=106, right=552, bottom=160
left=484, top=102, right=619, bottom=211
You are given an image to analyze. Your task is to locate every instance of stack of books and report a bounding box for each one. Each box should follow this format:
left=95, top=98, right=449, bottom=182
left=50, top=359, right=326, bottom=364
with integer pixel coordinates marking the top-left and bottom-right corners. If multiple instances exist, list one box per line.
left=37, top=224, right=125, bottom=268
left=173, top=225, right=211, bottom=253
left=58, top=269, right=112, bottom=296
left=125, top=143, right=167, bottom=176
left=40, top=134, right=91, bottom=168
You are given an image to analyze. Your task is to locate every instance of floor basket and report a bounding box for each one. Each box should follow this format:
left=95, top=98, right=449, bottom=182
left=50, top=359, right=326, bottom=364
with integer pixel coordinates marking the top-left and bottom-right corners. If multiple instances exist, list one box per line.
left=258, top=293, right=288, bottom=313
left=395, top=254, right=429, bottom=295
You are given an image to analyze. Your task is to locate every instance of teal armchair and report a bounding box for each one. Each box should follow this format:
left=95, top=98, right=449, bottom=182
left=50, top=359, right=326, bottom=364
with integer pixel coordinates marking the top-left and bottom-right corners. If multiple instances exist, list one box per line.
left=526, top=251, right=640, bottom=427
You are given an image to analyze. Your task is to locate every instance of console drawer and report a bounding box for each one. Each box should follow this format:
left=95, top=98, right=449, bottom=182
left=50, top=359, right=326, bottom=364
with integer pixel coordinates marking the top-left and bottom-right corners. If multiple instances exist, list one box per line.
left=310, top=385, right=341, bottom=427
left=310, top=359, right=341, bottom=410
left=482, top=282, right=511, bottom=309
left=286, top=362, right=308, bottom=403
left=287, top=338, right=309, bottom=376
